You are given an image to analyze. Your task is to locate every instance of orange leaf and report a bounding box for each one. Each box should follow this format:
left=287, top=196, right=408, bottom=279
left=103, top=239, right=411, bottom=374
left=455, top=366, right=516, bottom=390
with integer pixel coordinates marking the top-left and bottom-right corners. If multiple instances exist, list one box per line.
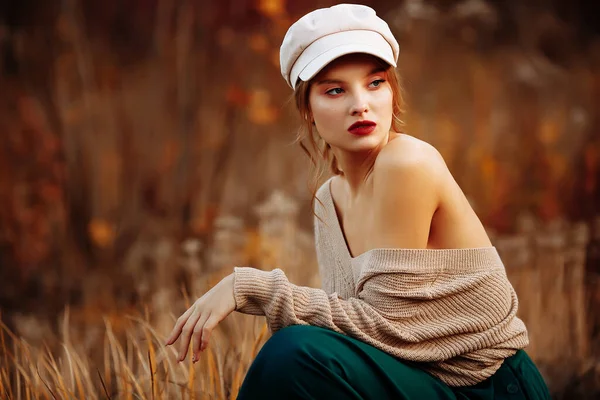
left=481, top=155, right=496, bottom=181
left=257, top=0, right=285, bottom=18
left=538, top=119, right=559, bottom=145
left=226, top=85, right=248, bottom=106
left=248, top=106, right=279, bottom=125
left=246, top=89, right=279, bottom=125
left=88, top=219, right=115, bottom=248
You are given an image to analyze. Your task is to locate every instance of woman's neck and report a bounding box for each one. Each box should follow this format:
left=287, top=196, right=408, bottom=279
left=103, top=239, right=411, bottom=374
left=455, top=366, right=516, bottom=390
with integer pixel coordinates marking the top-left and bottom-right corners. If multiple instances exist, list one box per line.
left=333, top=152, right=377, bottom=197
left=331, top=131, right=400, bottom=197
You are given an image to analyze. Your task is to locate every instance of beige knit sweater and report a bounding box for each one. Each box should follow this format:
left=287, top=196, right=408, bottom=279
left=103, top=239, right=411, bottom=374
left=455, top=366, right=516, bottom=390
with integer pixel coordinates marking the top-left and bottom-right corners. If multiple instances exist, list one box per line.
left=233, top=177, right=529, bottom=387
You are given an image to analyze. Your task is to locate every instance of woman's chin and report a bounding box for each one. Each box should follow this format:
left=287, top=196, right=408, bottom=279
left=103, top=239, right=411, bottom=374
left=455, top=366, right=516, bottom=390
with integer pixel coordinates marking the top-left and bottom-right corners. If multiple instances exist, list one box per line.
left=347, top=132, right=386, bottom=149
left=342, top=138, right=386, bottom=153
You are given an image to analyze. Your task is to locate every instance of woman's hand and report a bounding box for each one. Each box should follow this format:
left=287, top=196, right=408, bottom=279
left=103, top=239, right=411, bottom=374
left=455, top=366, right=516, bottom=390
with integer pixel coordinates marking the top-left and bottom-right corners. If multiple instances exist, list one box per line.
left=165, top=273, right=236, bottom=362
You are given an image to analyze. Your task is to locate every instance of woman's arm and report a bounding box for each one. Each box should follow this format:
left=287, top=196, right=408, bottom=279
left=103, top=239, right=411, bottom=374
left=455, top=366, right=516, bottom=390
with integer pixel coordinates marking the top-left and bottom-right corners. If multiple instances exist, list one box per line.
left=234, top=266, right=422, bottom=345
left=233, top=259, right=519, bottom=364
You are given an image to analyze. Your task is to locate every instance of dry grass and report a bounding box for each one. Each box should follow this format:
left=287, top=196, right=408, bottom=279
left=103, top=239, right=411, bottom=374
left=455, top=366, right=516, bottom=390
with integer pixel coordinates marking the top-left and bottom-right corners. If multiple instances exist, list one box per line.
left=1, top=304, right=270, bottom=399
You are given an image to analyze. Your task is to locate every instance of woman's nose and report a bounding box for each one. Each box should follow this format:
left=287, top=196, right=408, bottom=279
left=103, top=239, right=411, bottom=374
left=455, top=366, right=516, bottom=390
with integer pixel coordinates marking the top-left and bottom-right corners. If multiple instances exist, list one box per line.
left=349, top=93, right=369, bottom=115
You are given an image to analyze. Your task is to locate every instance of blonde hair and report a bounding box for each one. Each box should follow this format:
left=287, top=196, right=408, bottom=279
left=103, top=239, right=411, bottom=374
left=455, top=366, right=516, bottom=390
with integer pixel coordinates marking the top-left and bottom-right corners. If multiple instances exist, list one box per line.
left=292, top=57, right=406, bottom=219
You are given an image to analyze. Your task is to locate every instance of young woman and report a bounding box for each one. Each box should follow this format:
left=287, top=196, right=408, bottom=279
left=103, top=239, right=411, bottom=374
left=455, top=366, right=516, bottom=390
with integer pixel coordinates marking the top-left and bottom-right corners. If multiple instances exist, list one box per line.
left=166, top=4, right=551, bottom=399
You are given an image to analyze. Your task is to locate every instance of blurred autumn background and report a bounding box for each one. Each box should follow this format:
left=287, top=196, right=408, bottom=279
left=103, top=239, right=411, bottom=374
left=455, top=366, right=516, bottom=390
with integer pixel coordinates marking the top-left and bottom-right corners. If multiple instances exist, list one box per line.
left=1, top=0, right=599, bottom=398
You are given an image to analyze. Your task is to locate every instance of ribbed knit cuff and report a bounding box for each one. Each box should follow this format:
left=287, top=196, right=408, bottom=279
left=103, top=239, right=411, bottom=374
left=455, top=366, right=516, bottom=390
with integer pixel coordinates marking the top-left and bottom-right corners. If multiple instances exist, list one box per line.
left=233, top=267, right=279, bottom=315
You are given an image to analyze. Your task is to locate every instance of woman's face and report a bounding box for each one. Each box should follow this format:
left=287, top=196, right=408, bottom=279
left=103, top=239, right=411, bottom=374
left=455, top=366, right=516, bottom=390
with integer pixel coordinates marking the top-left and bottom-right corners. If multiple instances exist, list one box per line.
left=308, top=54, right=394, bottom=154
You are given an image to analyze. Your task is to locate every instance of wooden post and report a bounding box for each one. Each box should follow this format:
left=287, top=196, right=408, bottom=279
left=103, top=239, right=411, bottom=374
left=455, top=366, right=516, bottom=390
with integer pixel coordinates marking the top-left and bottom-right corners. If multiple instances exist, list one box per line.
left=254, top=190, right=300, bottom=271
left=565, top=222, right=590, bottom=363
left=534, top=218, right=569, bottom=382
left=585, top=216, right=600, bottom=356
left=208, top=215, right=248, bottom=272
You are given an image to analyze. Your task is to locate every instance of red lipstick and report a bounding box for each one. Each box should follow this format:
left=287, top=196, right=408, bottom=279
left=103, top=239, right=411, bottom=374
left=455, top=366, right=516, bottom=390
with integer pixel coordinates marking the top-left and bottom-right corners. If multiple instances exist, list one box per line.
left=348, top=120, right=376, bottom=136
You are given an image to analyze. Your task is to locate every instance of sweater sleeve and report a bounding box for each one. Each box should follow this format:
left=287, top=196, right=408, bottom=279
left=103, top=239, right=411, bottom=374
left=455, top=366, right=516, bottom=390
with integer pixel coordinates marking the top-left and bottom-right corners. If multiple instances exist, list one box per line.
left=233, top=260, right=524, bottom=365
left=233, top=266, right=428, bottom=353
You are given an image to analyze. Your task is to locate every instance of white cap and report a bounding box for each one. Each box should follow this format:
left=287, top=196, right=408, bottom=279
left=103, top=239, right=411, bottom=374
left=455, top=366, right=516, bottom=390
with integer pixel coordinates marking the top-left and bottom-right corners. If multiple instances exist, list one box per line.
left=280, top=4, right=399, bottom=89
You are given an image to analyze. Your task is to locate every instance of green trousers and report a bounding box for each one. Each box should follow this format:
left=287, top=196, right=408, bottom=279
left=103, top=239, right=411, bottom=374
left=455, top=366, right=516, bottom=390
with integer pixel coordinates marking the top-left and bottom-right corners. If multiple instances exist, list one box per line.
left=237, top=325, right=551, bottom=400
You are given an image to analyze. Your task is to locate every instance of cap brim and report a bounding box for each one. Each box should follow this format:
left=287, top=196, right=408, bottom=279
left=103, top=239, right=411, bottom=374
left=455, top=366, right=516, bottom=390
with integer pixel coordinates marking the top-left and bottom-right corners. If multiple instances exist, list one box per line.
left=299, top=43, right=395, bottom=84
left=290, top=30, right=397, bottom=89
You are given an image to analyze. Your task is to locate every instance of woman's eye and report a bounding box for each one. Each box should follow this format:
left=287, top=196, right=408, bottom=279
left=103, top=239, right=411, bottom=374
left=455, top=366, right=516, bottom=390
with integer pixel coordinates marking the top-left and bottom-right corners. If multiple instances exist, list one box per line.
left=325, top=88, right=344, bottom=95
left=369, top=79, right=386, bottom=88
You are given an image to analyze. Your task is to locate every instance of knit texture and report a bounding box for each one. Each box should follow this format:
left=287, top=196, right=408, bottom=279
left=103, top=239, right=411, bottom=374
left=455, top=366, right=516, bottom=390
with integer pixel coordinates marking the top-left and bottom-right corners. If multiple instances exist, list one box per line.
left=233, top=177, right=529, bottom=387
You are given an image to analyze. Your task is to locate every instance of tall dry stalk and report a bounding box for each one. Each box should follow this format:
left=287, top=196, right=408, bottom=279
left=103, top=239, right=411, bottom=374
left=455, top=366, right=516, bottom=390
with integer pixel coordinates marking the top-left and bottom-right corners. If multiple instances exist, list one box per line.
left=1, top=309, right=270, bottom=399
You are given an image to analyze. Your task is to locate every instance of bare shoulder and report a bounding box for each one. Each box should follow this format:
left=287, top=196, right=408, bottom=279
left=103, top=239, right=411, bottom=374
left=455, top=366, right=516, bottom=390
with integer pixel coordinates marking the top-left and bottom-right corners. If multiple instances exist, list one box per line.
left=373, top=134, right=449, bottom=184
left=366, top=134, right=450, bottom=249
left=368, top=134, right=490, bottom=249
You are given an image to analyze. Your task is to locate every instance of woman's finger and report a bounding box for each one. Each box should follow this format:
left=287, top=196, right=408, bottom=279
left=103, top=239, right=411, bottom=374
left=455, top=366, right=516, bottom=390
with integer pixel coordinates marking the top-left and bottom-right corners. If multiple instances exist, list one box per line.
left=165, top=306, right=194, bottom=345
left=200, top=315, right=219, bottom=352
left=191, top=312, right=211, bottom=362
left=178, top=310, right=202, bottom=361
